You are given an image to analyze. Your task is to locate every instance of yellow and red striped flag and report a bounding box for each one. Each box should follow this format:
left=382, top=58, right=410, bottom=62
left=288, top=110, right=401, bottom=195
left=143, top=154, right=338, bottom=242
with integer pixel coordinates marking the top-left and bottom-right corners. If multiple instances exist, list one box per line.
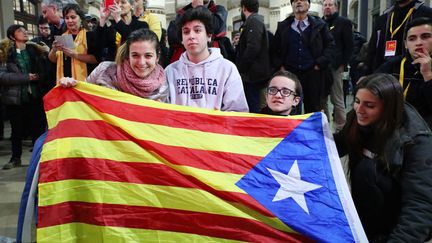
left=37, top=82, right=366, bottom=242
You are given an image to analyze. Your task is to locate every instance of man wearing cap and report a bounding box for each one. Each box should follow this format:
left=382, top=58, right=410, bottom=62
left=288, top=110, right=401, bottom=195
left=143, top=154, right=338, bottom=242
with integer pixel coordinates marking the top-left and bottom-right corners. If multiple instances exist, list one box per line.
left=270, top=0, right=335, bottom=114
left=85, top=14, right=99, bottom=31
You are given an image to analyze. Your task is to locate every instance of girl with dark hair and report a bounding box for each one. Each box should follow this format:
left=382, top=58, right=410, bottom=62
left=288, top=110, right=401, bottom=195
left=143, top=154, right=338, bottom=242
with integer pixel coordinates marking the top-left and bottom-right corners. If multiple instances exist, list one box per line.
left=60, top=29, right=167, bottom=101
left=48, top=3, right=98, bottom=82
left=334, top=73, right=432, bottom=242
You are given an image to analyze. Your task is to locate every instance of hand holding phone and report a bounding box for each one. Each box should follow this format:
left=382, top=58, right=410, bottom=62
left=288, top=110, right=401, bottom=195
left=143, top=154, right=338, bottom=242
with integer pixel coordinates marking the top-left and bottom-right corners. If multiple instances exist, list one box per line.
left=105, top=0, right=115, bottom=8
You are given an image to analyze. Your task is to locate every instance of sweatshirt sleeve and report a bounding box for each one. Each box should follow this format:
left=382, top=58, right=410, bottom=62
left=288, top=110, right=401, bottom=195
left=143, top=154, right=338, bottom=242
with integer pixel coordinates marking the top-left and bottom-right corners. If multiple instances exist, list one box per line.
left=221, top=63, right=249, bottom=112
left=86, top=62, right=106, bottom=85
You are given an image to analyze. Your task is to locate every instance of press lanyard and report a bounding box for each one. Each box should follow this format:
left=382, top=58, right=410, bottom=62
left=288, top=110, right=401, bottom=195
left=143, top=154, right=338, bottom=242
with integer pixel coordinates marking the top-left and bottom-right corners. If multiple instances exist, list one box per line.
left=390, top=8, right=414, bottom=39
left=399, top=57, right=410, bottom=98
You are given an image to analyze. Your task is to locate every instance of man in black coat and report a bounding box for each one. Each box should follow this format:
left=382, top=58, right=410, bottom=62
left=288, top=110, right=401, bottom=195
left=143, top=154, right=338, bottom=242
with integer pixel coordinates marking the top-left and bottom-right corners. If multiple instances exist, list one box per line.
left=270, top=0, right=336, bottom=114
left=322, top=0, right=353, bottom=131
left=236, top=0, right=271, bottom=113
left=376, top=17, right=432, bottom=128
left=367, top=0, right=432, bottom=73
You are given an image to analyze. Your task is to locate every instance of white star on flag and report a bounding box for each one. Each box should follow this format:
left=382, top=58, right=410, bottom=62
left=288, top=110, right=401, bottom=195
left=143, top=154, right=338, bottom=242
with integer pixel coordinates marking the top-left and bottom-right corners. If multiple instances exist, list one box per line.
left=267, top=160, right=322, bottom=214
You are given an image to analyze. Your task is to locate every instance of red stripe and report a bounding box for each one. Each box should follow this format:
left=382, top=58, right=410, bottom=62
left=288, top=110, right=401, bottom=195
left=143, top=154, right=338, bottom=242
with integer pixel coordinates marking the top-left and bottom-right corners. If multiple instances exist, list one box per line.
left=44, top=87, right=303, bottom=138
left=39, top=158, right=273, bottom=217
left=38, top=201, right=312, bottom=243
left=45, top=119, right=263, bottom=174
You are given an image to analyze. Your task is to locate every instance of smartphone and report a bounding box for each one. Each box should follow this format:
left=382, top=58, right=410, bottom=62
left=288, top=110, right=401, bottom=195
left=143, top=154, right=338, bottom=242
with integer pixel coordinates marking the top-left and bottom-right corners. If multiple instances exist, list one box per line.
left=105, top=0, right=114, bottom=8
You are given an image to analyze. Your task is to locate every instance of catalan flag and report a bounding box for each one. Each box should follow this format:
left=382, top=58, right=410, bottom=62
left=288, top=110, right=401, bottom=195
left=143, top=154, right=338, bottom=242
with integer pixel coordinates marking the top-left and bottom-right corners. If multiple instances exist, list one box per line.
left=32, top=82, right=367, bottom=242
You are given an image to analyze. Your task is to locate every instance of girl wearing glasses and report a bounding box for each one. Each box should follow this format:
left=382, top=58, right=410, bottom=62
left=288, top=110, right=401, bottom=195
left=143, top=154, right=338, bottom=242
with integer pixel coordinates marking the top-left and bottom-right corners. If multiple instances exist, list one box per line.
left=261, top=70, right=302, bottom=116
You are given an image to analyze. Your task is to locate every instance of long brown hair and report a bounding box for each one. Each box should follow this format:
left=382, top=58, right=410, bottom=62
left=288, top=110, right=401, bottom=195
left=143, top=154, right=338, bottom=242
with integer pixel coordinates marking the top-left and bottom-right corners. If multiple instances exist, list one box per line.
left=115, top=29, right=160, bottom=65
left=346, top=73, right=405, bottom=171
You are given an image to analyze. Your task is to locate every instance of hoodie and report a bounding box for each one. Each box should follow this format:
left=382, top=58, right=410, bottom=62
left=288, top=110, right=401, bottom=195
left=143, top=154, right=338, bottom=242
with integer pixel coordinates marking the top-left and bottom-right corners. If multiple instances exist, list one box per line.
left=165, top=48, right=249, bottom=112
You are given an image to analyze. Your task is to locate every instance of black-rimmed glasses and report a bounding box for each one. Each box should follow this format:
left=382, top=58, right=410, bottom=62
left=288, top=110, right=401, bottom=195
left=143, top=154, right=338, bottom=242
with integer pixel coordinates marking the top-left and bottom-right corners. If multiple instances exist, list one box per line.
left=267, top=87, right=296, bottom=97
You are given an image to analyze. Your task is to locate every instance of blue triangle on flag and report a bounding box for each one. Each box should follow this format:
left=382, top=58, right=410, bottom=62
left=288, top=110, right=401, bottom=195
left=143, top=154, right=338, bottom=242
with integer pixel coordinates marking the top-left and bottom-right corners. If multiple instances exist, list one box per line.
left=236, top=113, right=355, bottom=242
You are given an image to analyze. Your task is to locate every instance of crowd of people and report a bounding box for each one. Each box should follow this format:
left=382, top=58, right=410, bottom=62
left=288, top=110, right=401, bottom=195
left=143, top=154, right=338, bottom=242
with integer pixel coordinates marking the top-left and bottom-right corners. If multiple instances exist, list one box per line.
left=0, top=0, right=431, bottom=242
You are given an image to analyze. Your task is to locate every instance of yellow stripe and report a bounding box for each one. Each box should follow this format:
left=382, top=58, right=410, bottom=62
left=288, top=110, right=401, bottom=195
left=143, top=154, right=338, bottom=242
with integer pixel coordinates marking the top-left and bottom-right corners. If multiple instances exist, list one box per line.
left=37, top=223, right=245, bottom=243
left=41, top=137, right=245, bottom=192
left=399, top=56, right=410, bottom=98
left=46, top=102, right=282, bottom=157
left=65, top=82, right=312, bottom=119
left=39, top=180, right=295, bottom=233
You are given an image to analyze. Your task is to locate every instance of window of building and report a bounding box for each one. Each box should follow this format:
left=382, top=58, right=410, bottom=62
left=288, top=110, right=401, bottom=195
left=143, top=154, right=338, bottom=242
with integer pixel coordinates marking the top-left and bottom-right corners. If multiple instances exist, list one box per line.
left=13, top=0, right=38, bottom=38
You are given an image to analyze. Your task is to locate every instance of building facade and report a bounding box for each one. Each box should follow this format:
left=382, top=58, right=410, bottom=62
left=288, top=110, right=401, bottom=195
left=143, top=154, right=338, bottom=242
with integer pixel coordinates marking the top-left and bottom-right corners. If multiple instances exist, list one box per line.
left=1, top=0, right=431, bottom=41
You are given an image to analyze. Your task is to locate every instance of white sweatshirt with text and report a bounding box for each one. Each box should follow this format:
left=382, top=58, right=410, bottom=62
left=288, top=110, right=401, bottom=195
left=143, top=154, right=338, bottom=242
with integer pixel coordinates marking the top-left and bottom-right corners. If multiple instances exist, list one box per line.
left=165, top=48, right=249, bottom=112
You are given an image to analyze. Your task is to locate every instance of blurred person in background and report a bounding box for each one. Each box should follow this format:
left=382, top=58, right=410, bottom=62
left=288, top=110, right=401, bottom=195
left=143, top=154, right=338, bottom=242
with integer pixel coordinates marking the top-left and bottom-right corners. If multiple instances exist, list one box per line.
left=48, top=4, right=98, bottom=82
left=133, top=0, right=162, bottom=40
left=0, top=25, right=49, bottom=170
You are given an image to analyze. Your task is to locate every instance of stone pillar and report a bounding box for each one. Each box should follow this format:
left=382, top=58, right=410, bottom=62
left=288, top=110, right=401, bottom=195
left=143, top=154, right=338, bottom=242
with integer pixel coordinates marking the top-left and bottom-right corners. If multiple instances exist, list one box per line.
left=340, top=0, right=348, bottom=17
left=0, top=1, right=14, bottom=39
left=269, top=8, right=280, bottom=33
left=359, top=0, right=368, bottom=37
left=148, top=0, right=166, bottom=28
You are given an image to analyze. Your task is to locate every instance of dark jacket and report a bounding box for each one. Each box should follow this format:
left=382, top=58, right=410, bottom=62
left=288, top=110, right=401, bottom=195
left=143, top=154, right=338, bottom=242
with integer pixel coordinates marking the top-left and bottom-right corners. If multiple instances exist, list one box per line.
left=323, top=13, right=353, bottom=69
left=113, top=16, right=149, bottom=44
left=31, top=35, right=54, bottom=49
left=0, top=39, right=49, bottom=105
left=376, top=55, right=432, bottom=128
left=49, top=20, right=66, bottom=36
left=96, top=16, right=150, bottom=62
left=349, top=31, right=367, bottom=67
left=334, top=104, right=432, bottom=242
left=167, top=1, right=228, bottom=63
left=270, top=15, right=336, bottom=71
left=366, top=0, right=432, bottom=73
left=236, top=13, right=270, bottom=83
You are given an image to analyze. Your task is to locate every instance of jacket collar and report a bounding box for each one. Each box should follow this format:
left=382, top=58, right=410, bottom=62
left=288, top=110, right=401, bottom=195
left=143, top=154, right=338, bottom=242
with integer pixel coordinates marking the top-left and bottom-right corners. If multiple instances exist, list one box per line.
left=383, top=103, right=431, bottom=172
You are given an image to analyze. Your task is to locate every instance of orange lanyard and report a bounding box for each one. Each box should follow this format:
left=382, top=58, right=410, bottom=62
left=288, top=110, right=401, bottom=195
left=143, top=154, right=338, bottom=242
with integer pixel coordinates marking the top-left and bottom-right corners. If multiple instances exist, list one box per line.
left=399, top=57, right=410, bottom=98
left=390, top=8, right=414, bottom=39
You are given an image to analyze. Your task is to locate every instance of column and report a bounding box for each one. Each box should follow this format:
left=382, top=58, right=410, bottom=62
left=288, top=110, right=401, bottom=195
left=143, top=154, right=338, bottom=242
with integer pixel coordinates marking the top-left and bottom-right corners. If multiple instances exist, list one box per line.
left=0, top=1, right=14, bottom=39
left=148, top=0, right=166, bottom=28
left=359, top=0, right=368, bottom=37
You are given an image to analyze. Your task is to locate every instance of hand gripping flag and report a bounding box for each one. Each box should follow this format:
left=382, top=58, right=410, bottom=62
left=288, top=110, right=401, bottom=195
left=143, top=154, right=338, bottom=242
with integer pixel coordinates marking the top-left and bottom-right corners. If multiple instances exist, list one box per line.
left=35, top=82, right=367, bottom=242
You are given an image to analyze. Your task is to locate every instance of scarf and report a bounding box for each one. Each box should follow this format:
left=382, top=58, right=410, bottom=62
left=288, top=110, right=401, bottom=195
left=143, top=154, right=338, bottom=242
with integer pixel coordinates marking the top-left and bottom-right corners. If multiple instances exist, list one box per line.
left=116, top=59, right=165, bottom=98
left=56, top=28, right=88, bottom=82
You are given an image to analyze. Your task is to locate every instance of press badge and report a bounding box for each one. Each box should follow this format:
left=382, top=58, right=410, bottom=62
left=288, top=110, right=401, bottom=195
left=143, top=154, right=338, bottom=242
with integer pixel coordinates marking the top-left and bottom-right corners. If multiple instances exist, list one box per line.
left=385, top=40, right=397, bottom=57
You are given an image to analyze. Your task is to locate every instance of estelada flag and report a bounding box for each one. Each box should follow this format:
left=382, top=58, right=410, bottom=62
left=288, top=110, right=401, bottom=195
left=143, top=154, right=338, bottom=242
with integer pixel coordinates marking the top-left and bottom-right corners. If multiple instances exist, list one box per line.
left=37, top=82, right=367, bottom=242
